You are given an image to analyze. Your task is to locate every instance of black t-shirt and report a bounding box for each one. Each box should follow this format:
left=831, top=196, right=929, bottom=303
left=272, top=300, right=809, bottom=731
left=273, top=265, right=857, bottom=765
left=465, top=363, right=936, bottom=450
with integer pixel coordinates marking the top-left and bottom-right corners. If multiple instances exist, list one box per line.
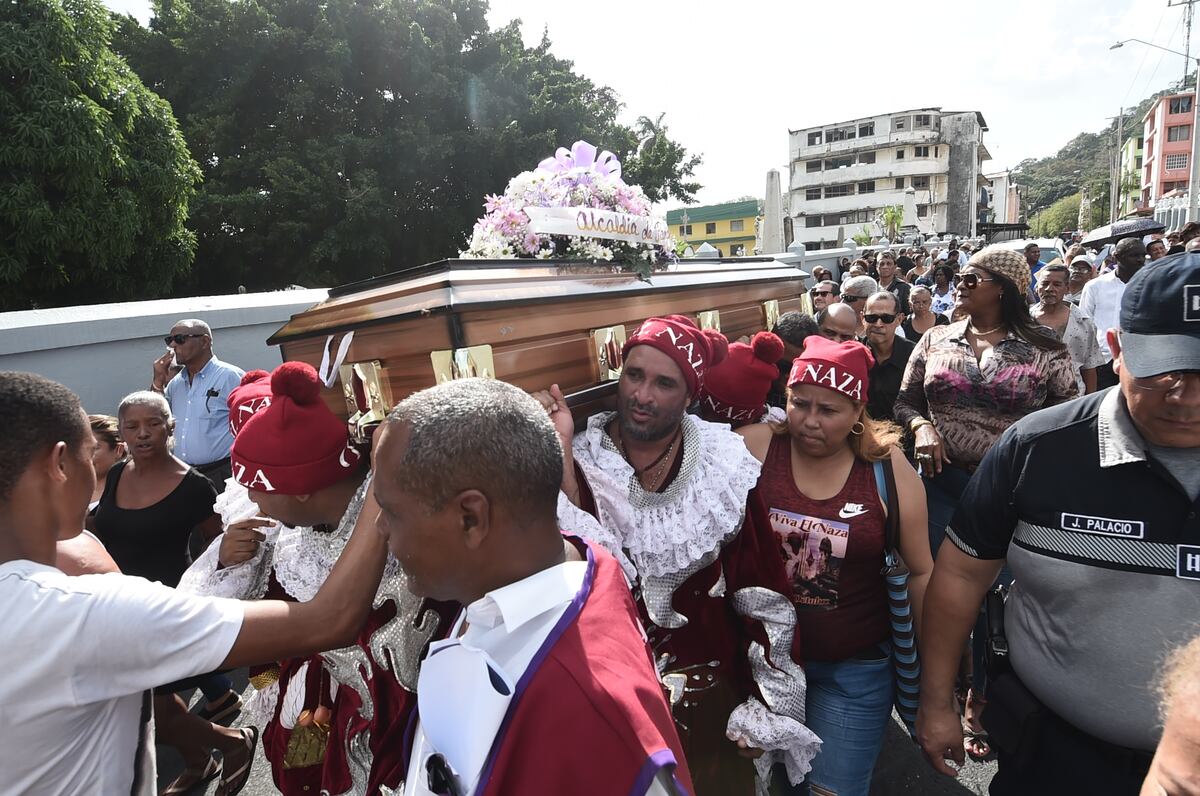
left=900, top=313, right=949, bottom=341
left=865, top=335, right=915, bottom=422
left=93, top=460, right=218, bottom=587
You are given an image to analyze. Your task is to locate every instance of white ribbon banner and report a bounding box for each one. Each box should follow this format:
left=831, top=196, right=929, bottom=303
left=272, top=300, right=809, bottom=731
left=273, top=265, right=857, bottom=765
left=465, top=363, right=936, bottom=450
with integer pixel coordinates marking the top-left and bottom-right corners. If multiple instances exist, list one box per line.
left=524, top=206, right=670, bottom=246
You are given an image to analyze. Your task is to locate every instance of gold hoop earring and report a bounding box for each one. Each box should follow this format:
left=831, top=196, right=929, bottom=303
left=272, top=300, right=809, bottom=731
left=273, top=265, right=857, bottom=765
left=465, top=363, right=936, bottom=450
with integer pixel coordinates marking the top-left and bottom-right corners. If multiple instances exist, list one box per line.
left=851, top=421, right=865, bottom=435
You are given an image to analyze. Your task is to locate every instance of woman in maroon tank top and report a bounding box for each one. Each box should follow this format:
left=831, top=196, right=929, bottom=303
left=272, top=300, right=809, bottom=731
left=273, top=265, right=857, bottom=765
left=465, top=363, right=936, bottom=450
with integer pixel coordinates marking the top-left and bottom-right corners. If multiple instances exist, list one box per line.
left=739, top=336, right=933, bottom=796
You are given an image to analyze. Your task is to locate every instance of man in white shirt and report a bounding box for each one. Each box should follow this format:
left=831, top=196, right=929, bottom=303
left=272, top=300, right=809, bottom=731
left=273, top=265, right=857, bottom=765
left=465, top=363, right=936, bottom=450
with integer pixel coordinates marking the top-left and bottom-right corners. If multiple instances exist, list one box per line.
left=0, top=371, right=390, bottom=796
left=374, top=378, right=692, bottom=796
left=1079, top=237, right=1147, bottom=390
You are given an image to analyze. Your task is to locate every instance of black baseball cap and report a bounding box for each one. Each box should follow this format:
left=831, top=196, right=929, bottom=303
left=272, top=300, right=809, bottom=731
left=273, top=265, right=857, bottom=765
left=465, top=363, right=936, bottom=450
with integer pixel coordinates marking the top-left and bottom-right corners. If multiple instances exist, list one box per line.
left=1118, top=253, right=1200, bottom=377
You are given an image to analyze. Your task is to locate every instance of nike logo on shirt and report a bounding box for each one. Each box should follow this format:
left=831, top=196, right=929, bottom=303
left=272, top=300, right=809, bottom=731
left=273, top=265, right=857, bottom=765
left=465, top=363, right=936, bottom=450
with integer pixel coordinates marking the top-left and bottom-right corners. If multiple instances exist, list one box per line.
left=838, top=503, right=868, bottom=519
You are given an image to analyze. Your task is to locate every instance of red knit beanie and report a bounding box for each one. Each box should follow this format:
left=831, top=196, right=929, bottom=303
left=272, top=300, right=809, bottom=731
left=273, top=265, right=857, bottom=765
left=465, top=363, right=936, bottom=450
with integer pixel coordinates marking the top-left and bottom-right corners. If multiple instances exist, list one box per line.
left=699, top=332, right=785, bottom=426
left=231, top=362, right=362, bottom=494
left=228, top=370, right=272, bottom=436
left=788, top=336, right=875, bottom=403
left=622, top=315, right=729, bottom=396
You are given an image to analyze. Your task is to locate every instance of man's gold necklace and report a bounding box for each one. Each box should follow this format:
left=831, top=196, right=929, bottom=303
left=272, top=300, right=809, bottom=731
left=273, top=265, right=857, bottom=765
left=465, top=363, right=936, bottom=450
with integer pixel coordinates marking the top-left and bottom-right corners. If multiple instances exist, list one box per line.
left=614, top=427, right=680, bottom=492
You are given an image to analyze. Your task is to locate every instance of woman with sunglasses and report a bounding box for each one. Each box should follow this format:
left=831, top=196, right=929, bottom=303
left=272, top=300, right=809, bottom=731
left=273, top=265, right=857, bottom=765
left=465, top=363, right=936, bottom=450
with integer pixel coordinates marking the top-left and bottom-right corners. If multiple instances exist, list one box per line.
left=928, top=264, right=957, bottom=316
left=738, top=337, right=933, bottom=796
left=893, top=246, right=1077, bottom=760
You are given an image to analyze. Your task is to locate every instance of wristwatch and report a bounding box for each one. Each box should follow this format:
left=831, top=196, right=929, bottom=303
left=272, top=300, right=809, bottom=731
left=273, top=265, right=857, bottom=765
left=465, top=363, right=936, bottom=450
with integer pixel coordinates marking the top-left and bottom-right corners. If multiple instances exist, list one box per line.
left=909, top=417, right=933, bottom=433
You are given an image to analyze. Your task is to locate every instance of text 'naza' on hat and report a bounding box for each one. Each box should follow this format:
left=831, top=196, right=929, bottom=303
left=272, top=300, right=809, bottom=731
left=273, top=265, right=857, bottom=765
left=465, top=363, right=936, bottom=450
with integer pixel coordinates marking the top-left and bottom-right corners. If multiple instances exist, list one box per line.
left=230, top=362, right=361, bottom=494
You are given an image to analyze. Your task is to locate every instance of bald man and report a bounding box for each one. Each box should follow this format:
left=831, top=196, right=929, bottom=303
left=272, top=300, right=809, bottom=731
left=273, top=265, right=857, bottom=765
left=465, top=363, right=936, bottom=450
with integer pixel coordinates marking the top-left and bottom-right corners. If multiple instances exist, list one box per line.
left=817, top=303, right=860, bottom=343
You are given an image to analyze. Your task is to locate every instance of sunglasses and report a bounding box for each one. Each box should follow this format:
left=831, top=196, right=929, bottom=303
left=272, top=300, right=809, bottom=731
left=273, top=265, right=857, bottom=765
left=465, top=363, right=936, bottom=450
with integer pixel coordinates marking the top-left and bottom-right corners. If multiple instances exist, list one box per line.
left=164, top=333, right=205, bottom=345
left=811, top=289, right=833, bottom=297
left=843, top=294, right=867, bottom=303
left=864, top=313, right=898, bottom=324
left=956, top=273, right=996, bottom=290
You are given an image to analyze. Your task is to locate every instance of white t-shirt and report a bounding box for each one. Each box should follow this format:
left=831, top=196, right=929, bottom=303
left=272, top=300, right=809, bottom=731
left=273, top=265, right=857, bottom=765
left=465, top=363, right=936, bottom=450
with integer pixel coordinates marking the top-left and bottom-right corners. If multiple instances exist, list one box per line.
left=0, top=561, right=245, bottom=795
left=1078, top=271, right=1126, bottom=360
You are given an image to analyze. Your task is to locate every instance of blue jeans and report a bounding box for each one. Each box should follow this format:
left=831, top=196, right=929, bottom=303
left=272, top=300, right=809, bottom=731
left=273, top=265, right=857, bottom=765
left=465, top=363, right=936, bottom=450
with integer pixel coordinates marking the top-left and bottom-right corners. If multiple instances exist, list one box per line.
left=782, top=651, right=894, bottom=796
left=197, top=671, right=233, bottom=703
left=922, top=465, right=972, bottom=559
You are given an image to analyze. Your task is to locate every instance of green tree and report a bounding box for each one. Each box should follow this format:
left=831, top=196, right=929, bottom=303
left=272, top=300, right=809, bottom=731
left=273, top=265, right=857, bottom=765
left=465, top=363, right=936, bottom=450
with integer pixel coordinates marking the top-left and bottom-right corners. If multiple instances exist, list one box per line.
left=851, top=225, right=873, bottom=246
left=1031, top=193, right=1081, bottom=238
left=0, top=0, right=201, bottom=309
left=112, top=2, right=702, bottom=295
left=879, top=205, right=903, bottom=240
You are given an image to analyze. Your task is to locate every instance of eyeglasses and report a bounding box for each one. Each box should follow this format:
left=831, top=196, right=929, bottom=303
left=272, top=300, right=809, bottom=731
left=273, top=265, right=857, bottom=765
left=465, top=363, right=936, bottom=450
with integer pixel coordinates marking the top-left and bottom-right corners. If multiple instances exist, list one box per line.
left=843, top=294, right=867, bottom=303
left=1131, top=371, right=1199, bottom=393
left=164, top=333, right=205, bottom=345
left=864, top=313, right=898, bottom=324
left=811, top=289, right=833, bottom=297
left=956, top=273, right=996, bottom=290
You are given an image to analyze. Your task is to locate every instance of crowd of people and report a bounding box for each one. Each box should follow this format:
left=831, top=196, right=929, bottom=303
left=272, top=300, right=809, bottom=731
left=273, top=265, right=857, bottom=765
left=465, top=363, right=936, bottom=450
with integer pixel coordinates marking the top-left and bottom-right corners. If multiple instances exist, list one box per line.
left=0, top=237, right=1196, bottom=796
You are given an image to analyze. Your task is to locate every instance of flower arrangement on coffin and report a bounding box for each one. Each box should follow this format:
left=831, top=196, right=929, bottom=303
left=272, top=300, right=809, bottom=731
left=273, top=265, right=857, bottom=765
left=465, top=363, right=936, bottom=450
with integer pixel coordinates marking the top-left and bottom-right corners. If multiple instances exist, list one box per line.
left=460, top=140, right=676, bottom=280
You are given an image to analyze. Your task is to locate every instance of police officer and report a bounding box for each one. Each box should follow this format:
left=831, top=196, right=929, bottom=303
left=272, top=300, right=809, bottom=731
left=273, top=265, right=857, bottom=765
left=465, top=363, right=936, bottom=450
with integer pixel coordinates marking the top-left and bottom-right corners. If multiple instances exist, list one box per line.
left=915, top=253, right=1200, bottom=795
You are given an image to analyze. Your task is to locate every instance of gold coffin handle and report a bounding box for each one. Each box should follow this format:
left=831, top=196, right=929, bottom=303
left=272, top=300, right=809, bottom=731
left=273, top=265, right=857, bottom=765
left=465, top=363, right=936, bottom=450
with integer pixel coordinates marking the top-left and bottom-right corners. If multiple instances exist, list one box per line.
left=431, top=345, right=495, bottom=383
left=590, top=325, right=627, bottom=382
left=696, top=310, right=721, bottom=332
left=762, top=299, right=780, bottom=332
left=338, top=360, right=394, bottom=443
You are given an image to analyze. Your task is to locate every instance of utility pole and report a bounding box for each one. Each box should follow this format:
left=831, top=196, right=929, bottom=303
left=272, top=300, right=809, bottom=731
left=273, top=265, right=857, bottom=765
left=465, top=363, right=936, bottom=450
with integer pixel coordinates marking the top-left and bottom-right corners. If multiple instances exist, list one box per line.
left=1113, top=107, right=1125, bottom=221
left=1170, top=0, right=1200, bottom=220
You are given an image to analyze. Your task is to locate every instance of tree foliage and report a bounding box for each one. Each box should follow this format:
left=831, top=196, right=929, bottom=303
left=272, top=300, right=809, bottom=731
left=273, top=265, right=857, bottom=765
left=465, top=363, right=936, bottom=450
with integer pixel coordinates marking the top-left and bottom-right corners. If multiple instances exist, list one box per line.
left=1031, top=193, right=1081, bottom=238
left=111, top=1, right=702, bottom=296
left=0, top=0, right=201, bottom=310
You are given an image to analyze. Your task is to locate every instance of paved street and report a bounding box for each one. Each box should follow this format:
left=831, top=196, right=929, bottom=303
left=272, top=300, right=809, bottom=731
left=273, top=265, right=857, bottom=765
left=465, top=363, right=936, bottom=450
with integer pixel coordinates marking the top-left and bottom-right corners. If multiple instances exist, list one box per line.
left=160, top=673, right=994, bottom=795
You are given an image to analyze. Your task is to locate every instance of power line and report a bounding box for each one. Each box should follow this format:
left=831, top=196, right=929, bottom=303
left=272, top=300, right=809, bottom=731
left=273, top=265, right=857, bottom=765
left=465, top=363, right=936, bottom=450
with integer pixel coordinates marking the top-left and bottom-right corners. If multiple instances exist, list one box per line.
left=1123, top=3, right=1171, bottom=106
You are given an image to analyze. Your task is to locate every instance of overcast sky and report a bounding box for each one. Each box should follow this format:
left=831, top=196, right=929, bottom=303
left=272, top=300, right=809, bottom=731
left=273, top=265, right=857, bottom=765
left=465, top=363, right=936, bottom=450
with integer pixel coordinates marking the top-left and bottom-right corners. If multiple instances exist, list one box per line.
left=103, top=0, right=1192, bottom=208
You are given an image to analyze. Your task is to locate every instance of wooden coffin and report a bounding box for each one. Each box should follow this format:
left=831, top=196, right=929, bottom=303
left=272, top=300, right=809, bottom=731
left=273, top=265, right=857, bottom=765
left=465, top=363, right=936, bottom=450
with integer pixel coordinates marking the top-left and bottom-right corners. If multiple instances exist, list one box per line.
left=268, top=257, right=812, bottom=430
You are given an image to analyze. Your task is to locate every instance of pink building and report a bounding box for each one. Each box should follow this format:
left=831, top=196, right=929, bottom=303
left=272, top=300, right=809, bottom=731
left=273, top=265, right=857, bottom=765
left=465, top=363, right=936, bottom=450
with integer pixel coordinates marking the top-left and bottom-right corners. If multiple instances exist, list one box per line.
left=1142, top=91, right=1195, bottom=206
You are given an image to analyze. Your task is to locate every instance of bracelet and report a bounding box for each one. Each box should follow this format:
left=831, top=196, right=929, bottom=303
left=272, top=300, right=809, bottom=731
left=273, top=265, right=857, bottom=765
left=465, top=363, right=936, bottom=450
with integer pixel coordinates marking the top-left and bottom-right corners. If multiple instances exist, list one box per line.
left=909, top=418, right=933, bottom=433
left=150, top=384, right=165, bottom=394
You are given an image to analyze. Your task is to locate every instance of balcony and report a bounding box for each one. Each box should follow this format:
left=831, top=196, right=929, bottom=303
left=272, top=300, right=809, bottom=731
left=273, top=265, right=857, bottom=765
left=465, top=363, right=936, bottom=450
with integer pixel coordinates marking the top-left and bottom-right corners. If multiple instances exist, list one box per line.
left=790, top=128, right=941, bottom=160
left=790, top=157, right=950, bottom=191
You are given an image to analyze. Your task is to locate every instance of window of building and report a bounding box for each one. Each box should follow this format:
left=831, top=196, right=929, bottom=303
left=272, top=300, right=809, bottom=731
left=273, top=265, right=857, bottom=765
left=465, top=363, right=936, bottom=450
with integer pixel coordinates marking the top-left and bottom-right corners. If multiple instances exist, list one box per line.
left=858, top=181, right=875, bottom=194
left=825, top=184, right=853, bottom=198
left=705, top=222, right=717, bottom=234
left=934, top=146, right=940, bottom=157
left=912, top=175, right=930, bottom=189
left=914, top=146, right=930, bottom=157
left=806, top=187, right=821, bottom=201
left=804, top=242, right=823, bottom=251
left=859, top=122, right=875, bottom=137
left=914, top=114, right=933, bottom=128
left=730, top=219, right=745, bottom=232
left=895, top=178, right=905, bottom=189
left=825, top=156, right=853, bottom=170
left=1138, top=137, right=1145, bottom=147
left=1170, top=96, right=1193, bottom=114
left=894, top=116, right=909, bottom=131
left=826, top=126, right=856, bottom=142
left=678, top=224, right=692, bottom=235
left=917, top=204, right=929, bottom=217
left=807, top=131, right=822, bottom=146
left=1169, top=124, right=1191, bottom=142
left=858, top=151, right=877, bottom=165
left=896, top=148, right=905, bottom=159
left=806, top=160, right=822, bottom=173
left=1166, top=153, right=1189, bottom=171
left=1136, top=156, right=1143, bottom=169
left=805, top=216, right=822, bottom=228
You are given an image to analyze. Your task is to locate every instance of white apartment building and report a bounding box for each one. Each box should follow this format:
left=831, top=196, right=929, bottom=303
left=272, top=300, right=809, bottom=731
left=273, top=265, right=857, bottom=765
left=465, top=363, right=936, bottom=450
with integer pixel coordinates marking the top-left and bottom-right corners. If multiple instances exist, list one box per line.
left=788, top=108, right=990, bottom=249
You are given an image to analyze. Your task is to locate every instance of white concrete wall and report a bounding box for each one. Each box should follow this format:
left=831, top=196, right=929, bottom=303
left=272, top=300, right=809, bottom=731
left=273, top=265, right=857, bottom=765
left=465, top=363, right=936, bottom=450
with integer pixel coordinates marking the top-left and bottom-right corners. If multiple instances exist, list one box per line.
left=0, top=289, right=328, bottom=415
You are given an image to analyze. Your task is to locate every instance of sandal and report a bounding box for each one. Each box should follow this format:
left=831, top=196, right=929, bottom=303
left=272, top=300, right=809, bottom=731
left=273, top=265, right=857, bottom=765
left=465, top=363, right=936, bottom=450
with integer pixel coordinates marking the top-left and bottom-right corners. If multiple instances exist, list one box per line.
left=216, top=727, right=259, bottom=796
left=964, top=727, right=994, bottom=761
left=160, top=754, right=221, bottom=795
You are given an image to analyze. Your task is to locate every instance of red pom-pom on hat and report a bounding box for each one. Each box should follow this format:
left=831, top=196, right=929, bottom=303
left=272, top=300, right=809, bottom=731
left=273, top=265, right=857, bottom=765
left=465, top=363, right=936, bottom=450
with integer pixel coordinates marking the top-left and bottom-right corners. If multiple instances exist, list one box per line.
left=239, top=369, right=270, bottom=387
left=750, top=331, right=785, bottom=364
left=270, top=361, right=322, bottom=405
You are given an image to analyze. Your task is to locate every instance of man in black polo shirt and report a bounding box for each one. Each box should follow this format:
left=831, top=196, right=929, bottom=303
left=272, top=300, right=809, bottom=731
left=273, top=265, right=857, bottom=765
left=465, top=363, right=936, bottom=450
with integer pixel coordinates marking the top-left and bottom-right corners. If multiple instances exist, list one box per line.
left=916, top=254, right=1200, bottom=795
left=862, top=291, right=914, bottom=422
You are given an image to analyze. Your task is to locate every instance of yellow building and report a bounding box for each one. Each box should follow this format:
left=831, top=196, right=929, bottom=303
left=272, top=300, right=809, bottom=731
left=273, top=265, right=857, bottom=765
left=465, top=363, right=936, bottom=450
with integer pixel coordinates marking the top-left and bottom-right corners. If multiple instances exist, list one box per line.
left=665, top=199, right=760, bottom=256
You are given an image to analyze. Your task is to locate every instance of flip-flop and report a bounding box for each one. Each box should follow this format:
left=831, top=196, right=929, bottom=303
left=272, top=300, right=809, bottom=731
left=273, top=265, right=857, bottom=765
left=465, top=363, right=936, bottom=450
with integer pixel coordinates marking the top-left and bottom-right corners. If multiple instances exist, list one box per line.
left=160, top=754, right=221, bottom=795
left=216, top=727, right=259, bottom=796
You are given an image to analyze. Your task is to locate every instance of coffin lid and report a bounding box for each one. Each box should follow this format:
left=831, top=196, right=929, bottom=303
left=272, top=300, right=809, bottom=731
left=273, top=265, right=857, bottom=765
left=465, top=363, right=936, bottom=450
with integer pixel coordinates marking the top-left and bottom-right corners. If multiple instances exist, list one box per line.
left=268, top=256, right=808, bottom=345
